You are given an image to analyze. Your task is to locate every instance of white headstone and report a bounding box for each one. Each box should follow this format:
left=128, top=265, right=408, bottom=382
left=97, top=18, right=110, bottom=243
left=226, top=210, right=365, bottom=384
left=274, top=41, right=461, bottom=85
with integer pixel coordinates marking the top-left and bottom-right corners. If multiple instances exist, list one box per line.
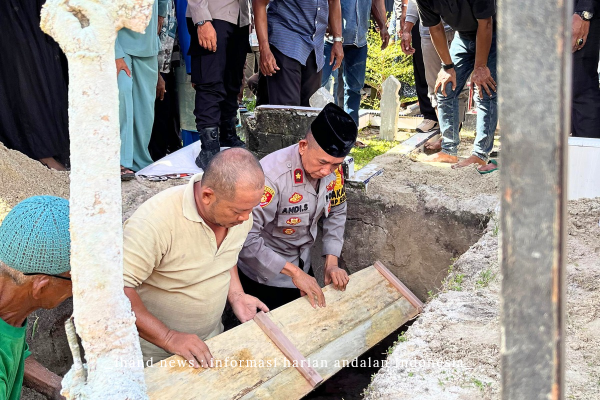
left=309, top=87, right=335, bottom=108
left=380, top=76, right=401, bottom=141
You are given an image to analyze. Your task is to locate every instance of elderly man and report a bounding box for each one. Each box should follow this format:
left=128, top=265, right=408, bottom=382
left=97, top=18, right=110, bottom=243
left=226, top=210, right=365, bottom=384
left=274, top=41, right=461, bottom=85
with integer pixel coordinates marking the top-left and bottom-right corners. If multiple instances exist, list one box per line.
left=123, top=148, right=268, bottom=368
left=0, top=196, right=73, bottom=400
left=254, top=0, right=344, bottom=106
left=238, top=103, right=358, bottom=310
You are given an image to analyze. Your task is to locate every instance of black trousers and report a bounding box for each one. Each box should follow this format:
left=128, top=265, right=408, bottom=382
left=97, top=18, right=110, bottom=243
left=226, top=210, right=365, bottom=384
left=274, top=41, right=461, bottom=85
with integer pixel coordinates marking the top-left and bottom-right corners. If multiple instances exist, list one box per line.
left=257, top=45, right=322, bottom=107
left=572, top=17, right=600, bottom=138
left=149, top=71, right=182, bottom=161
left=238, top=263, right=315, bottom=311
left=187, top=19, right=249, bottom=129
left=412, top=23, right=437, bottom=121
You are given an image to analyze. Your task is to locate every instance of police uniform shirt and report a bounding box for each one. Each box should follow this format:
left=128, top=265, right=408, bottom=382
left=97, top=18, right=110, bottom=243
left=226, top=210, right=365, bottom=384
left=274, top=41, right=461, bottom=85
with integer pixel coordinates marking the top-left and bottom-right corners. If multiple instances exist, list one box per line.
left=238, top=144, right=347, bottom=288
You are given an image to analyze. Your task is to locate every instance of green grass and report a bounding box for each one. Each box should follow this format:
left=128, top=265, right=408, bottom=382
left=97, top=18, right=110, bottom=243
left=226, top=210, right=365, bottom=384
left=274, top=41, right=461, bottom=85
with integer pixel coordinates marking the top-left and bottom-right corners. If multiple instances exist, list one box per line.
left=476, top=269, right=496, bottom=288
left=350, top=138, right=399, bottom=171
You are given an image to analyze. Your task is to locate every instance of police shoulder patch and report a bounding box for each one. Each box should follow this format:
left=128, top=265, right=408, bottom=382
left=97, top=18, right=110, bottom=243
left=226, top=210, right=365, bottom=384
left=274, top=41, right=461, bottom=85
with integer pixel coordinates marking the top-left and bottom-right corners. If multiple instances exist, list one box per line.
left=260, top=186, right=276, bottom=208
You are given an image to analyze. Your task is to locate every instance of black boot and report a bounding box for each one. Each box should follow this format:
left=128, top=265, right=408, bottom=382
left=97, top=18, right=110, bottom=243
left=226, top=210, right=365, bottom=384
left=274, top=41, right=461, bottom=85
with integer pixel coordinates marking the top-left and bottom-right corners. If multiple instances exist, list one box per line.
left=195, top=126, right=220, bottom=169
left=219, top=117, right=246, bottom=148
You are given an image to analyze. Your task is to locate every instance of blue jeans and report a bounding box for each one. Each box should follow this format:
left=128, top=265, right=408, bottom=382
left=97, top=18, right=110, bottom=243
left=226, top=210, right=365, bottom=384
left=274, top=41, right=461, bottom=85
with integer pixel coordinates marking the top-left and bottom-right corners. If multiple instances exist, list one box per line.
left=437, top=34, right=498, bottom=161
left=321, top=42, right=368, bottom=124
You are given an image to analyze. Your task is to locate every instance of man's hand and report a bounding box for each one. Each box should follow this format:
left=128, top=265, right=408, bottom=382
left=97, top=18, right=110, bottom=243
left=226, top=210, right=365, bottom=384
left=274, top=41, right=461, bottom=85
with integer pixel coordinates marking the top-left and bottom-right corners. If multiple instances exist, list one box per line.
left=380, top=28, right=390, bottom=50
left=116, top=58, right=131, bottom=78
left=324, top=265, right=349, bottom=291
left=572, top=13, right=590, bottom=52
left=259, top=46, right=280, bottom=76
left=156, top=74, right=166, bottom=100
left=435, top=67, right=457, bottom=97
left=291, top=269, right=326, bottom=308
left=471, top=65, right=496, bottom=98
left=197, top=21, right=217, bottom=52
left=400, top=28, right=414, bottom=55
left=163, top=330, right=214, bottom=369
left=230, top=292, right=269, bottom=323
left=330, top=41, right=344, bottom=71
left=158, top=16, right=165, bottom=35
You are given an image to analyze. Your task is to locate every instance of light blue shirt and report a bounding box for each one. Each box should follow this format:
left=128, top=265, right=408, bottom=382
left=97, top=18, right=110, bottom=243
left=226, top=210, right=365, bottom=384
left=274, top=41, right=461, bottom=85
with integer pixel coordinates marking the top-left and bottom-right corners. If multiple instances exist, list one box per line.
left=340, top=0, right=372, bottom=47
left=115, top=0, right=168, bottom=59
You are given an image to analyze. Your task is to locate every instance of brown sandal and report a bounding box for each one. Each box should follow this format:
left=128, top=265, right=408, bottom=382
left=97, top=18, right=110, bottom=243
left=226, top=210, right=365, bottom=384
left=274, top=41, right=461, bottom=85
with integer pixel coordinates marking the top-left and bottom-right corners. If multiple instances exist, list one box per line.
left=120, top=166, right=135, bottom=181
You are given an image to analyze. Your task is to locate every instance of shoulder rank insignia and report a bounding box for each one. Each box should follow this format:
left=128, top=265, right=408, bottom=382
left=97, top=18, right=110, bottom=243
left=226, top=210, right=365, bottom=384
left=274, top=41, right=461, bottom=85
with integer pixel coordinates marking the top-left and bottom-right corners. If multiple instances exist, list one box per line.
left=283, top=228, right=296, bottom=235
left=289, top=192, right=303, bottom=203
left=286, top=217, right=302, bottom=225
left=294, top=168, right=304, bottom=184
left=260, top=186, right=275, bottom=208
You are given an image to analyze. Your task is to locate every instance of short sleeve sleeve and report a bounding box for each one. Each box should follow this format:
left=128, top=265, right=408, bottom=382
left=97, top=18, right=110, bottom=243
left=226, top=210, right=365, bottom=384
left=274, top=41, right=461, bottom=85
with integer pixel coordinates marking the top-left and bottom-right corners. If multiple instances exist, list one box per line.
left=416, top=0, right=442, bottom=27
left=122, top=217, right=167, bottom=288
left=471, top=0, right=496, bottom=19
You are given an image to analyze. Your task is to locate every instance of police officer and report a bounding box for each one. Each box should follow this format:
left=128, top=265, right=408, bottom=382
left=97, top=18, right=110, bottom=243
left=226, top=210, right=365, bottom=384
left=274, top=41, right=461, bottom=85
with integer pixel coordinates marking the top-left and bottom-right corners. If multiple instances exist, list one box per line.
left=237, top=103, right=358, bottom=310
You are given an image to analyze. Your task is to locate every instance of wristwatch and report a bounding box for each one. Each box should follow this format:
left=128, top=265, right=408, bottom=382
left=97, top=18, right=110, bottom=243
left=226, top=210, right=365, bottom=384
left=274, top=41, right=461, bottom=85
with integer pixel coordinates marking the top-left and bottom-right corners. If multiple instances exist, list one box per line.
left=333, top=37, right=344, bottom=43
left=576, top=11, right=593, bottom=20
left=195, top=20, right=207, bottom=27
left=442, top=63, right=455, bottom=71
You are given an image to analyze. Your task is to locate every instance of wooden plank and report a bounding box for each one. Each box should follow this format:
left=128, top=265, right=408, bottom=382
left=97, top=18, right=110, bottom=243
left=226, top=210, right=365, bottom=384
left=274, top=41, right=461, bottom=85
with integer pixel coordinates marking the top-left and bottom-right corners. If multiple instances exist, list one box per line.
left=253, top=312, right=323, bottom=387
left=144, top=266, right=420, bottom=399
left=374, top=261, right=424, bottom=312
left=243, top=297, right=419, bottom=399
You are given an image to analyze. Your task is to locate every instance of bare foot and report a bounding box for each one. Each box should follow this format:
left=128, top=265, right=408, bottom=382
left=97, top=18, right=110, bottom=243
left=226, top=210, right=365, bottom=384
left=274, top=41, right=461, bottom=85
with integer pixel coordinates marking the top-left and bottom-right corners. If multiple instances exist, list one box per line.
left=39, top=157, right=67, bottom=171
left=420, top=152, right=459, bottom=164
left=120, top=166, right=136, bottom=181
left=451, top=155, right=486, bottom=169
left=477, top=160, right=498, bottom=173
left=424, top=137, right=442, bottom=151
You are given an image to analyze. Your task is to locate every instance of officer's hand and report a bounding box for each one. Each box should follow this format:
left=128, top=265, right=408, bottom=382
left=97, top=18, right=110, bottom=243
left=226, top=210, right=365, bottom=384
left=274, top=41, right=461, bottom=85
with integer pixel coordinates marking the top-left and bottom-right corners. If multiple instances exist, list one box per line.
left=292, top=269, right=326, bottom=308
left=197, top=21, right=217, bottom=52
left=324, top=265, right=349, bottom=291
left=163, top=330, right=214, bottom=369
left=230, top=292, right=269, bottom=323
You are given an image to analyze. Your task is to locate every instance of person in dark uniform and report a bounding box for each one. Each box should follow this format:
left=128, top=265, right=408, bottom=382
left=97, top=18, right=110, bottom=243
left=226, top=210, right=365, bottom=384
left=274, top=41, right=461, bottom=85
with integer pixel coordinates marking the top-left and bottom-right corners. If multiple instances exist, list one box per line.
left=572, top=0, right=600, bottom=138
left=187, top=0, right=250, bottom=169
left=237, top=103, right=358, bottom=310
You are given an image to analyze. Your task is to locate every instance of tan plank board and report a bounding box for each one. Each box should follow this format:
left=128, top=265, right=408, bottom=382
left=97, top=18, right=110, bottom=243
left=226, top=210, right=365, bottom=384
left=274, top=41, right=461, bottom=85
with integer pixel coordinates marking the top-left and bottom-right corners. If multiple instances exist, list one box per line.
left=253, top=312, right=323, bottom=387
left=144, top=266, right=408, bottom=399
left=243, top=297, right=419, bottom=399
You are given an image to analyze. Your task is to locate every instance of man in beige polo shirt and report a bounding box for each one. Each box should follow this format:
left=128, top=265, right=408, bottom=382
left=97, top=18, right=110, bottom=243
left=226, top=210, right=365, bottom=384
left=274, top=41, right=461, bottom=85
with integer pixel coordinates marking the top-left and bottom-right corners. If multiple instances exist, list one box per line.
left=123, top=148, right=267, bottom=368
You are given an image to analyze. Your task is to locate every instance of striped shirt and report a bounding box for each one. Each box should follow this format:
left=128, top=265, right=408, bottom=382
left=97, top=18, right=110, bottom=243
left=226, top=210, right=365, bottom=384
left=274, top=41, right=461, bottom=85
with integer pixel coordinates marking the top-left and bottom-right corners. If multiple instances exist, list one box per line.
left=267, top=0, right=329, bottom=71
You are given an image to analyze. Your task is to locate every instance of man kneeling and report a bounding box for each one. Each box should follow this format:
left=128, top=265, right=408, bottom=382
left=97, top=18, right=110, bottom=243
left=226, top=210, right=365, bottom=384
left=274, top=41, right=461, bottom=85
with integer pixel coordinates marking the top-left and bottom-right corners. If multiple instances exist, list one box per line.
left=0, top=196, right=73, bottom=400
left=123, top=148, right=269, bottom=368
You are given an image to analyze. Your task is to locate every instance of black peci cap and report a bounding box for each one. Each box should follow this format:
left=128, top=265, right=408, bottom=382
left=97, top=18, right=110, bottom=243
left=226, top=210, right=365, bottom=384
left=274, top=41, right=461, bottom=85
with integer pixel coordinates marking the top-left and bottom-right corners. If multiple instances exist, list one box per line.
left=310, top=103, right=358, bottom=158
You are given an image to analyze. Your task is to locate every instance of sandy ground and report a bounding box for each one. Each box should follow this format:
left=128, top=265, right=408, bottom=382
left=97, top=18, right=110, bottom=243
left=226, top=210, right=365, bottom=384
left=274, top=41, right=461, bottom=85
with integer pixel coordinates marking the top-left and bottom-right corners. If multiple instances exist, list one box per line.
left=0, top=142, right=183, bottom=222
left=364, top=156, right=600, bottom=400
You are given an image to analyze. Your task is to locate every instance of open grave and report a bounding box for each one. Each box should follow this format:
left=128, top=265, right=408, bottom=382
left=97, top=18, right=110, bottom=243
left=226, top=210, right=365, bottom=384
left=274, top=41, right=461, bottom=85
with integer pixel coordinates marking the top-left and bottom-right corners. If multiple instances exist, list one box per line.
left=3, top=99, right=599, bottom=399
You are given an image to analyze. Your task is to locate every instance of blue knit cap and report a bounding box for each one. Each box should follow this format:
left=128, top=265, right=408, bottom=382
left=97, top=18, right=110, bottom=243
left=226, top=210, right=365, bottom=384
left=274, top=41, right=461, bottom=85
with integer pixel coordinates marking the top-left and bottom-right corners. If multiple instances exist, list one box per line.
left=0, top=196, right=70, bottom=275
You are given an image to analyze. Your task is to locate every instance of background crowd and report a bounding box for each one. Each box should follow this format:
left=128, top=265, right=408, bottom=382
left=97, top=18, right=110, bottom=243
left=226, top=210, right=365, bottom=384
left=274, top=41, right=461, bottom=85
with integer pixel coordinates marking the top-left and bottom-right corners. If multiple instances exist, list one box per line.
left=0, top=0, right=598, bottom=176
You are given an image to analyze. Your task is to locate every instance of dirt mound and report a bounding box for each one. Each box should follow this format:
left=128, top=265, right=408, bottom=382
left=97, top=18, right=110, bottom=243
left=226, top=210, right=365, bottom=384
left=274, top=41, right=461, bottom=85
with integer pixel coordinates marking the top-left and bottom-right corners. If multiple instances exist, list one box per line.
left=0, top=143, right=70, bottom=222
left=0, top=142, right=181, bottom=223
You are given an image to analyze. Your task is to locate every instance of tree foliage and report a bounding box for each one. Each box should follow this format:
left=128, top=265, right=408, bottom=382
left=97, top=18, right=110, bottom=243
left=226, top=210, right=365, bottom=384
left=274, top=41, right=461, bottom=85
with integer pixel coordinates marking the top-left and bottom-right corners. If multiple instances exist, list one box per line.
left=362, top=24, right=415, bottom=109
